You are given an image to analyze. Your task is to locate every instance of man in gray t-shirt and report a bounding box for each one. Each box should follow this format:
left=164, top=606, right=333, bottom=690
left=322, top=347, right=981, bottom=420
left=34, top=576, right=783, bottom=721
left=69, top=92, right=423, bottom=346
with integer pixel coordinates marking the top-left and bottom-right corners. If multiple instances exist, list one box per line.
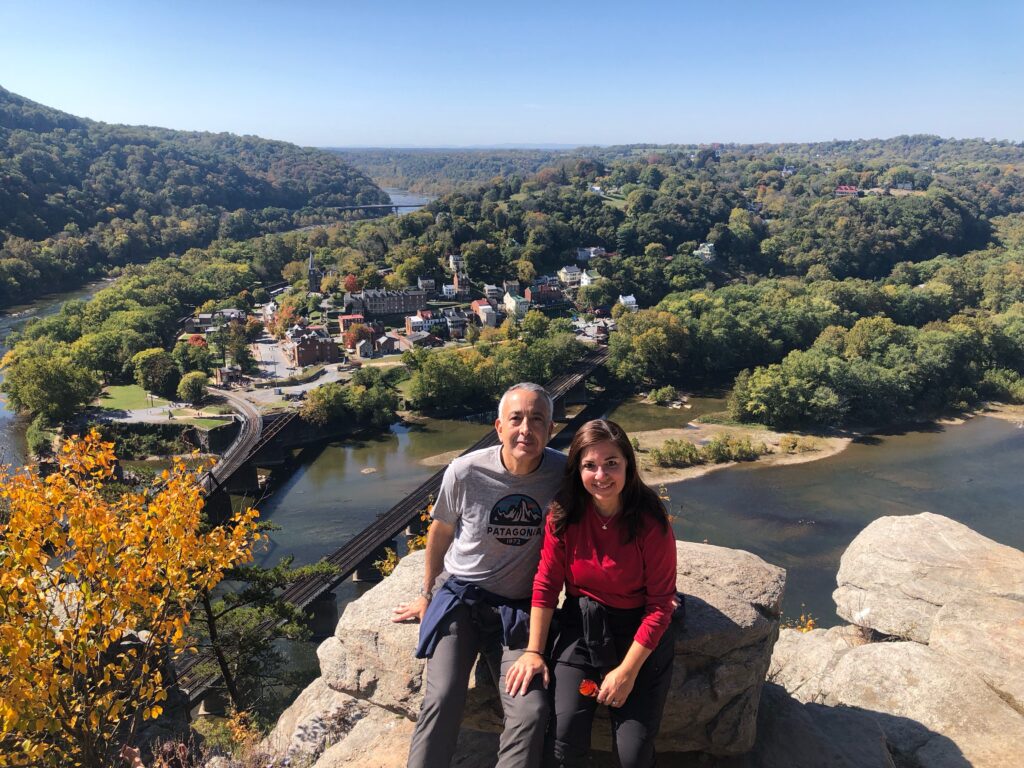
left=394, top=382, right=566, bottom=768
left=434, top=443, right=565, bottom=598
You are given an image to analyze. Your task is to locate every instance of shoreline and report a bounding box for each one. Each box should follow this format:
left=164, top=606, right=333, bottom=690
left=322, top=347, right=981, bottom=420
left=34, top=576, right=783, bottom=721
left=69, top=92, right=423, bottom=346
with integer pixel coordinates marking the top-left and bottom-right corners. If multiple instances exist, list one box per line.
left=633, top=423, right=853, bottom=486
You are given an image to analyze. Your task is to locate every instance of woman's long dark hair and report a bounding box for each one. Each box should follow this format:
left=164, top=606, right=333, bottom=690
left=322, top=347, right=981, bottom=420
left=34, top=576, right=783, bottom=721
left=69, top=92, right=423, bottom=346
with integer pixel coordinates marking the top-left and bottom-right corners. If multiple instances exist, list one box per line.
left=549, top=419, right=668, bottom=542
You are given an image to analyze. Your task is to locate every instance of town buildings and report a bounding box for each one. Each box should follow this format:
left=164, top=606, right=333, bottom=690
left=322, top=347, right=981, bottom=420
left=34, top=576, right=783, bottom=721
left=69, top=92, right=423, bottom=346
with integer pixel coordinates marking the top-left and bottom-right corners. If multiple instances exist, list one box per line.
left=344, top=288, right=428, bottom=317
left=284, top=324, right=341, bottom=367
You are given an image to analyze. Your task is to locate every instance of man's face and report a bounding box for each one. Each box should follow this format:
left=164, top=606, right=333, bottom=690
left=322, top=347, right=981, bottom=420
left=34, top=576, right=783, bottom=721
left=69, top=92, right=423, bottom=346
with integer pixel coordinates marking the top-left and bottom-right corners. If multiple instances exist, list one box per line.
left=495, top=389, right=553, bottom=469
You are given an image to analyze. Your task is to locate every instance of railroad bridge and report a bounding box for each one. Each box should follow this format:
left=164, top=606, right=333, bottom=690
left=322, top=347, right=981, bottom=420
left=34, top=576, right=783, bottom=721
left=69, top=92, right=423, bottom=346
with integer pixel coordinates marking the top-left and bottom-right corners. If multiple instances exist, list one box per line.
left=180, top=346, right=608, bottom=706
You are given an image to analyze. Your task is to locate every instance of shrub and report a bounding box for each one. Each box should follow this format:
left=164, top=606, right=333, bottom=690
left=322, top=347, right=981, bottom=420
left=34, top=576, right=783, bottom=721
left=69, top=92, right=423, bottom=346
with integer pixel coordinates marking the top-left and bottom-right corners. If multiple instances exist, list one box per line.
left=651, top=385, right=678, bottom=405
left=649, top=439, right=702, bottom=468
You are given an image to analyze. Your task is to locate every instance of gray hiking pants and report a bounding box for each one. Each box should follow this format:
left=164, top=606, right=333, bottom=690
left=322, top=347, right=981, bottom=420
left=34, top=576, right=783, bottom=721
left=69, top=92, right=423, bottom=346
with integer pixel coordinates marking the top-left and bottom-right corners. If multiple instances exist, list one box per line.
left=407, top=601, right=548, bottom=768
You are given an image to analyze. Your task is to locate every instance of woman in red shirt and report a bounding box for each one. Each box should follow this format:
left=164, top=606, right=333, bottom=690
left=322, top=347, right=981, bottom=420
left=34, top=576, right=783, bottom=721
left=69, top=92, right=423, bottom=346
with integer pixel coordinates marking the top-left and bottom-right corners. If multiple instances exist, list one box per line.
left=505, top=419, right=679, bottom=768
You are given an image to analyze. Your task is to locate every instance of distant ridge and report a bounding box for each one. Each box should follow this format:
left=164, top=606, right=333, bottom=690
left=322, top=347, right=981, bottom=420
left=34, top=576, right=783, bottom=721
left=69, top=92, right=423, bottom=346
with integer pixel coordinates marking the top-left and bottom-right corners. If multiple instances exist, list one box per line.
left=0, top=86, right=388, bottom=308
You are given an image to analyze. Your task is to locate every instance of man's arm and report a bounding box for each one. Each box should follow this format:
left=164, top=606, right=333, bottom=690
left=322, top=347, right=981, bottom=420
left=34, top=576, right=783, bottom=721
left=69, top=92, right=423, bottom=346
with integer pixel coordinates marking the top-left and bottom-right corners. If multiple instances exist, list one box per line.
left=392, top=518, right=455, bottom=622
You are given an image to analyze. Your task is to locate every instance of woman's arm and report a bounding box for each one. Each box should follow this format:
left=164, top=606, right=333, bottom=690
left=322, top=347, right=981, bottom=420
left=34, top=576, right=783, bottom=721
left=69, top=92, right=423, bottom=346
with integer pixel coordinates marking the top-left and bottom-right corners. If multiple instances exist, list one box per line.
left=633, top=518, right=678, bottom=649
left=504, top=605, right=554, bottom=696
left=597, top=640, right=652, bottom=707
left=602, top=517, right=677, bottom=707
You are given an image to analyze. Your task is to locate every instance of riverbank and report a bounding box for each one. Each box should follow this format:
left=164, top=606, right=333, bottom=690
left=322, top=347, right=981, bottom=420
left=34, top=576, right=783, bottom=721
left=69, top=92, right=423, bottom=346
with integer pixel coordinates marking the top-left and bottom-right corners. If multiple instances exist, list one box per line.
left=416, top=416, right=853, bottom=479
left=973, top=401, right=1024, bottom=424
left=635, top=422, right=853, bottom=485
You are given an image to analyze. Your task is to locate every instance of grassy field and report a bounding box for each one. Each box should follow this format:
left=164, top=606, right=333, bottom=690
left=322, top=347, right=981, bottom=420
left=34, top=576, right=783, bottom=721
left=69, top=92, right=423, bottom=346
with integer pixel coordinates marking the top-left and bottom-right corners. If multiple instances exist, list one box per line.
left=603, top=194, right=627, bottom=210
left=94, top=385, right=167, bottom=411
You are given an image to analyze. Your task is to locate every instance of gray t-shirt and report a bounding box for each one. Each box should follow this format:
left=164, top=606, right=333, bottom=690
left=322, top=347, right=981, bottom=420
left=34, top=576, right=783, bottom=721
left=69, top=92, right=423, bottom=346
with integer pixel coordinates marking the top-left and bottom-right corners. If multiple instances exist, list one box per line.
left=432, top=445, right=567, bottom=599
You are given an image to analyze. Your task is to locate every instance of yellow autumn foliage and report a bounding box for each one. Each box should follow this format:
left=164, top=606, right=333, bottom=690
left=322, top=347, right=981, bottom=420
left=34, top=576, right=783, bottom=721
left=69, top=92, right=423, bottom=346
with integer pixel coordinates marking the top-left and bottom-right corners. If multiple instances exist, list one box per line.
left=0, top=430, right=261, bottom=768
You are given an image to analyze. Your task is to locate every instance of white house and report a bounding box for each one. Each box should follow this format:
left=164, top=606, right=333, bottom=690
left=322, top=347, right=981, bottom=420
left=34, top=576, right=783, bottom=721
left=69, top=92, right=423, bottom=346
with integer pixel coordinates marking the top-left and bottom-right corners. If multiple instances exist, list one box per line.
left=503, top=292, right=530, bottom=319
left=576, top=246, right=606, bottom=262
left=580, top=270, right=600, bottom=287
left=557, top=265, right=583, bottom=288
left=442, top=284, right=457, bottom=298
left=448, top=253, right=465, bottom=271
left=260, top=301, right=278, bottom=325
left=483, top=283, right=503, bottom=301
left=618, top=294, right=638, bottom=312
left=693, top=242, right=717, bottom=264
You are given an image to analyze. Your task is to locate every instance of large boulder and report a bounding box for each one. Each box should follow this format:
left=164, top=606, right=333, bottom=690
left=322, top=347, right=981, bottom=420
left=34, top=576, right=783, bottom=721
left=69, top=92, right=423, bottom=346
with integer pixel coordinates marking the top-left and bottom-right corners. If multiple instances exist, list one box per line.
left=929, top=593, right=1024, bottom=712
left=824, top=641, right=1024, bottom=767
left=311, top=542, right=786, bottom=757
left=771, top=625, right=1024, bottom=767
left=833, top=512, right=1024, bottom=643
left=767, top=625, right=870, bottom=704
left=662, top=683, right=896, bottom=768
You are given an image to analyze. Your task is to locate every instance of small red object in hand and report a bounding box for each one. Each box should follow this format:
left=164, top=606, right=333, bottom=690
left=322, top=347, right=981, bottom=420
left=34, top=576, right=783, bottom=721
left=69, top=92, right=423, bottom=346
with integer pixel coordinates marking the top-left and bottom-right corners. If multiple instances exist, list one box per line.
left=578, top=679, right=599, bottom=697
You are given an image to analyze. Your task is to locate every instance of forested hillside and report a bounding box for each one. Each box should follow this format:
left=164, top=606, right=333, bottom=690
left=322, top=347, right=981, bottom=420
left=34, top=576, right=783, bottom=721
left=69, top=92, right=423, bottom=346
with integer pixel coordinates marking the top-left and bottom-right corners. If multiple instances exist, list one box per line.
left=7, top=134, right=1024, bottom=434
left=0, top=86, right=388, bottom=307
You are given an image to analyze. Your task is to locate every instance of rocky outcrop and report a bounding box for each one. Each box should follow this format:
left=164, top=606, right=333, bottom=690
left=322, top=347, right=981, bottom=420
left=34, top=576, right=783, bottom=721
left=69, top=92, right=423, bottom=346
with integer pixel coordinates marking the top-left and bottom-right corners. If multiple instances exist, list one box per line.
left=273, top=542, right=786, bottom=766
left=772, top=512, right=1024, bottom=768
left=833, top=511, right=1024, bottom=643
left=263, top=679, right=369, bottom=763
left=260, top=511, right=1023, bottom=768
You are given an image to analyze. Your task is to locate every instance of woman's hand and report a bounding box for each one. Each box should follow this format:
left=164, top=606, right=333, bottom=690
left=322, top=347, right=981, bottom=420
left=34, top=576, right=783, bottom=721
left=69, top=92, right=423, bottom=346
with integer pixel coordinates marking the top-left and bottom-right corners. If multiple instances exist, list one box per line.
left=504, top=651, right=549, bottom=696
left=596, top=664, right=638, bottom=708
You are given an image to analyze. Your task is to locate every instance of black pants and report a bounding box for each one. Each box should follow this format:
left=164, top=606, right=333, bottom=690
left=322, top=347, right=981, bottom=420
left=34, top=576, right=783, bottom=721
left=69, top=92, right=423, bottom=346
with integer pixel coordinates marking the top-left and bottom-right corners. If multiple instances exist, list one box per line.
left=546, top=617, right=676, bottom=768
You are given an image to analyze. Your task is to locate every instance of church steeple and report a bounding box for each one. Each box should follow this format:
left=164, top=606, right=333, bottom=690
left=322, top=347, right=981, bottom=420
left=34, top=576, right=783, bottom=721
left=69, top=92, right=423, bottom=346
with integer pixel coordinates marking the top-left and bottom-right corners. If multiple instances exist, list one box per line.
left=307, top=251, right=321, bottom=292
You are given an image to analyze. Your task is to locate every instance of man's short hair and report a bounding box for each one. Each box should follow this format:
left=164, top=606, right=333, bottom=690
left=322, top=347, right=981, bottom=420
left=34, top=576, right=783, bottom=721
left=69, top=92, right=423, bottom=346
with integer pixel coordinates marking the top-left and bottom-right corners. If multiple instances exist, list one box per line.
left=497, top=382, right=554, bottom=424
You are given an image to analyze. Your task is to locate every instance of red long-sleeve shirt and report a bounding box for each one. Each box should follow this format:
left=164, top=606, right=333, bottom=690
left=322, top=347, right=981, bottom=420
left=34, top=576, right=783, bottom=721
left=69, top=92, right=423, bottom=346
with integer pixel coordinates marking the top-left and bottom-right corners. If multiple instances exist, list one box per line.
left=532, top=505, right=678, bottom=649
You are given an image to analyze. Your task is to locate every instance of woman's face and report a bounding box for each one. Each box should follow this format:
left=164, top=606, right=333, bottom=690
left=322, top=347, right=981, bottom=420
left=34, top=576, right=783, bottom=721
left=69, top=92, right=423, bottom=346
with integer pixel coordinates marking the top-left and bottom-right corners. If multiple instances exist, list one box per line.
left=579, top=440, right=628, bottom=510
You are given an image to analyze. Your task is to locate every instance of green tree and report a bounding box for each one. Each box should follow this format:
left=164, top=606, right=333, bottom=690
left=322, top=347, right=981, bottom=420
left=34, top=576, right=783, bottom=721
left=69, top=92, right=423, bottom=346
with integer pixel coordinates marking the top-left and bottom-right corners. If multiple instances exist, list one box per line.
left=300, top=382, right=350, bottom=426
left=176, top=371, right=208, bottom=405
left=608, top=310, right=689, bottom=386
left=130, top=348, right=180, bottom=398
left=192, top=556, right=337, bottom=714
left=172, top=337, right=213, bottom=374
left=518, top=310, right=551, bottom=343
left=1, top=341, right=100, bottom=421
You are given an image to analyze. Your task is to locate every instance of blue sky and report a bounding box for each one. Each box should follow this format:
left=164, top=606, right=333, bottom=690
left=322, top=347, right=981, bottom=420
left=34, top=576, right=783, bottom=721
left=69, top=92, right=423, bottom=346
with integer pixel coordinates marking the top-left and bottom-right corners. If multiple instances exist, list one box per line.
left=3, top=0, right=1022, bottom=147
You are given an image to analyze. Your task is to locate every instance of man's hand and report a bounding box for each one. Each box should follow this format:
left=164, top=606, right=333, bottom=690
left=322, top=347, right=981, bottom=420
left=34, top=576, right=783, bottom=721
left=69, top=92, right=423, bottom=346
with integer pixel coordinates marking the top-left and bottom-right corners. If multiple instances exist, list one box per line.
left=392, top=594, right=428, bottom=623
left=504, top=651, right=549, bottom=696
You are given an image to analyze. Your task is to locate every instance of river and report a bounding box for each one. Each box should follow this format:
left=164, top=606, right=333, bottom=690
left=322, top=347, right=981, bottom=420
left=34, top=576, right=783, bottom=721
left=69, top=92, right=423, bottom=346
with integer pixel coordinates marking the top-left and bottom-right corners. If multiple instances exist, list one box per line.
left=250, top=398, right=1023, bottom=628
left=659, top=413, right=1024, bottom=624
left=384, top=188, right=434, bottom=211
left=0, top=279, right=115, bottom=465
